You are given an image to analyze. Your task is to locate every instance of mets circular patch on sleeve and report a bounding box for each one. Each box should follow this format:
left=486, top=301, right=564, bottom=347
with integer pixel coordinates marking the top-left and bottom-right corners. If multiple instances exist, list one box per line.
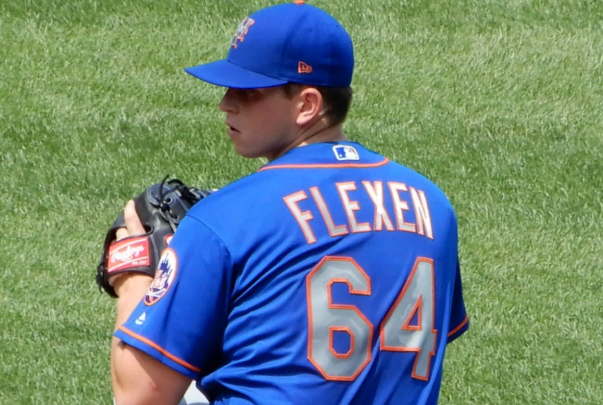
left=144, top=248, right=178, bottom=306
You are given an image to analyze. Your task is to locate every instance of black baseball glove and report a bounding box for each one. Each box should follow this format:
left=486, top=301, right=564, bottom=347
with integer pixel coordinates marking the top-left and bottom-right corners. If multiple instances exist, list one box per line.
left=96, top=176, right=213, bottom=298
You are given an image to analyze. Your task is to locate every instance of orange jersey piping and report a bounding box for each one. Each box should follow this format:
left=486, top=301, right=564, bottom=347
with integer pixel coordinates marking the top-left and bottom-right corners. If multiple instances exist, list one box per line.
left=118, top=326, right=201, bottom=373
left=448, top=315, right=469, bottom=337
left=258, top=159, right=390, bottom=172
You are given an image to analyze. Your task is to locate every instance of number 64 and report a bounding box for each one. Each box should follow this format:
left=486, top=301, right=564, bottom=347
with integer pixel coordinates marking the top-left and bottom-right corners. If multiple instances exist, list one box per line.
left=306, top=256, right=437, bottom=381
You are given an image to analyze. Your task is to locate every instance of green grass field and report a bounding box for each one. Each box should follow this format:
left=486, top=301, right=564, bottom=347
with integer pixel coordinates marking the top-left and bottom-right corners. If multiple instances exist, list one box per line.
left=1, top=0, right=602, bottom=403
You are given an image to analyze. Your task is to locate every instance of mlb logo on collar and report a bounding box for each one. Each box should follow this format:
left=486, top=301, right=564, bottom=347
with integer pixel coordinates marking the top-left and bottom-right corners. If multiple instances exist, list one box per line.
left=333, top=145, right=360, bottom=161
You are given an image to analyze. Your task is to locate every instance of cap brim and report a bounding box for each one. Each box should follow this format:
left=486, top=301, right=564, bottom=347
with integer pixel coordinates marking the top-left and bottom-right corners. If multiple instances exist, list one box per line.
left=184, top=60, right=287, bottom=89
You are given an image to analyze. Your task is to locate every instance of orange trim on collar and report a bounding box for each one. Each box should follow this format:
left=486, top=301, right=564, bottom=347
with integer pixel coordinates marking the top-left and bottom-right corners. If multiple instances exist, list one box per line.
left=258, top=159, right=390, bottom=172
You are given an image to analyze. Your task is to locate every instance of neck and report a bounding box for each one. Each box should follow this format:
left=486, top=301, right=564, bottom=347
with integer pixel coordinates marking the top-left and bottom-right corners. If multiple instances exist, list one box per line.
left=299, top=122, right=348, bottom=146
left=266, top=118, right=348, bottom=162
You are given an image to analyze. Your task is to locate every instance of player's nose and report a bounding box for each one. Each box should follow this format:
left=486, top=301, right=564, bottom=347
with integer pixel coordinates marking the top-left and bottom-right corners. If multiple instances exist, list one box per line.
left=219, top=89, right=238, bottom=113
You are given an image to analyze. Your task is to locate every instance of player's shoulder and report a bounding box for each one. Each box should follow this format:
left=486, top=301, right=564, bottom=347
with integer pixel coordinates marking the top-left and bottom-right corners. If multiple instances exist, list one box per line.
left=187, top=170, right=273, bottom=217
left=387, top=158, right=453, bottom=198
left=380, top=161, right=458, bottom=237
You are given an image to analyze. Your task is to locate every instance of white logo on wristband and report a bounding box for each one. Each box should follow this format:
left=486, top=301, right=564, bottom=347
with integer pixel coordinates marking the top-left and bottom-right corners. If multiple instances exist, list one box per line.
left=107, top=237, right=150, bottom=273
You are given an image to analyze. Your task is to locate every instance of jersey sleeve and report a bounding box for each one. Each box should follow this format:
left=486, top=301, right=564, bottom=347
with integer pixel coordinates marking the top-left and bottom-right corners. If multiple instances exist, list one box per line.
left=447, top=260, right=469, bottom=343
left=114, top=215, right=234, bottom=379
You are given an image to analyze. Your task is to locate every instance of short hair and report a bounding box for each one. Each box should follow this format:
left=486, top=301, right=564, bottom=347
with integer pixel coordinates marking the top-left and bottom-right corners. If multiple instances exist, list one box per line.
left=282, top=83, right=353, bottom=127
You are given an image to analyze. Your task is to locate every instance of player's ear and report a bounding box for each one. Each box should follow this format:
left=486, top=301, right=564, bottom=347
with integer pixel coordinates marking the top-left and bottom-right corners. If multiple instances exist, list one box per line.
left=296, top=87, right=323, bottom=126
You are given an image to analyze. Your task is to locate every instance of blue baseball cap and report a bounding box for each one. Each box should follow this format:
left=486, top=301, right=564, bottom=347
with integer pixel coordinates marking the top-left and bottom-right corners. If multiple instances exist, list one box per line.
left=184, top=1, right=354, bottom=89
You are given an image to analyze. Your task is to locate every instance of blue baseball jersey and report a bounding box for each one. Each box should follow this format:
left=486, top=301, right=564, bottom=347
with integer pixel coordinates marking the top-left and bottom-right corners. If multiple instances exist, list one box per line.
left=115, top=141, right=469, bottom=405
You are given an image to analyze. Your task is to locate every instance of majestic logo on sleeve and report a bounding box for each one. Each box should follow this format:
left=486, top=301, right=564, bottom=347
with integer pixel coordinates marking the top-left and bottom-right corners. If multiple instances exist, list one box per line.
left=232, top=17, right=255, bottom=49
left=144, top=248, right=178, bottom=306
left=333, top=145, right=360, bottom=161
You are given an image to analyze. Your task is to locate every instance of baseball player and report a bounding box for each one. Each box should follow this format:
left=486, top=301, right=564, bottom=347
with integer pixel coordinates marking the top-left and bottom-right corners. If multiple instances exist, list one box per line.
left=109, top=2, right=469, bottom=404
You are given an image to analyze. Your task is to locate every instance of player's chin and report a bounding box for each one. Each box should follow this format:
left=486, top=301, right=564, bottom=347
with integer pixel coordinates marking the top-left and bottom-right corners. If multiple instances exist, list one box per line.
left=231, top=142, right=262, bottom=159
left=230, top=138, right=278, bottom=160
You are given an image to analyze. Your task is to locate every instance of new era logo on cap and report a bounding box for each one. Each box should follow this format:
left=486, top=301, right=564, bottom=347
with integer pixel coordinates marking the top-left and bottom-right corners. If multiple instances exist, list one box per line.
left=298, top=61, right=313, bottom=74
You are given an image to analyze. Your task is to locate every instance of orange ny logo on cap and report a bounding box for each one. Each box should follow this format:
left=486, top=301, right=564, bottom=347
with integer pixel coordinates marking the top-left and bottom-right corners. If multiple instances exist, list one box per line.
left=232, top=17, right=255, bottom=49
left=298, top=61, right=313, bottom=74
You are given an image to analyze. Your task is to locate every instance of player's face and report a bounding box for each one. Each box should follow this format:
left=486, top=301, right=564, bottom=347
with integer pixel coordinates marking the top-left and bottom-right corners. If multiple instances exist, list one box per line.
left=219, top=86, right=302, bottom=161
